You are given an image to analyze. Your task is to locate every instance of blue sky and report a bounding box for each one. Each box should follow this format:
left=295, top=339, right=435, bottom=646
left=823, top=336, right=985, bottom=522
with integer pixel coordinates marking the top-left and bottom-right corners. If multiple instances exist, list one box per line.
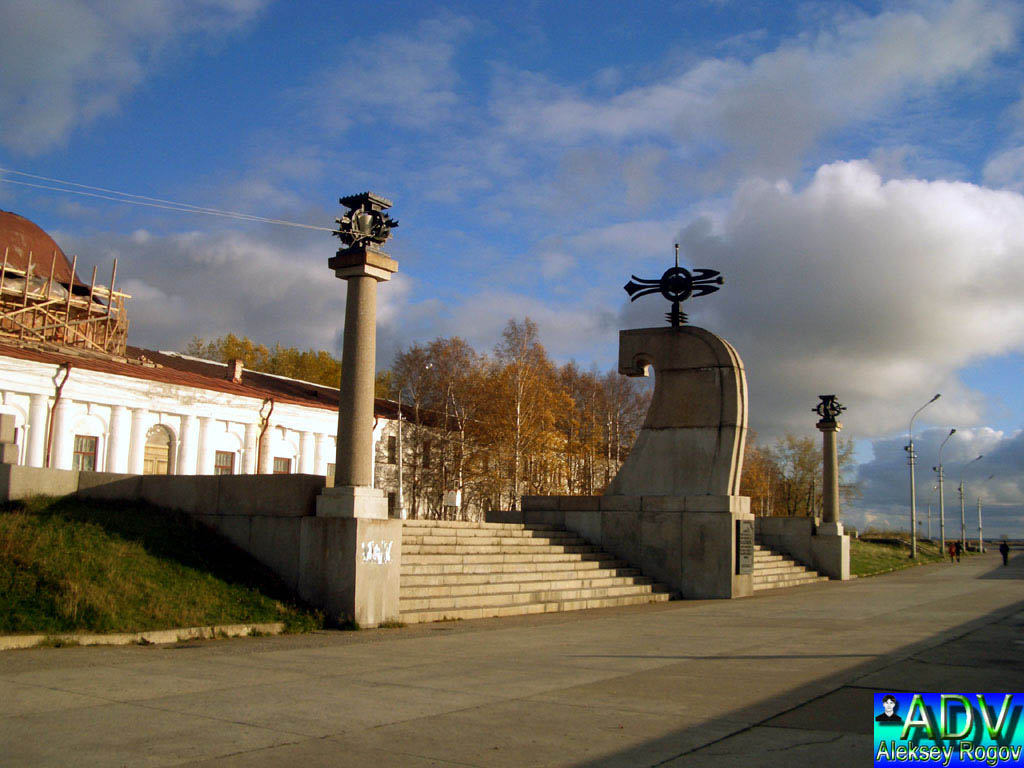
left=0, top=0, right=1021, bottom=535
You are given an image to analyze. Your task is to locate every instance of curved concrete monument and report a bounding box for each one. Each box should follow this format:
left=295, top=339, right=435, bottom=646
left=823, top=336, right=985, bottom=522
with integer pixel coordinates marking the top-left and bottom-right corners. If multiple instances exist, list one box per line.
left=606, top=326, right=747, bottom=498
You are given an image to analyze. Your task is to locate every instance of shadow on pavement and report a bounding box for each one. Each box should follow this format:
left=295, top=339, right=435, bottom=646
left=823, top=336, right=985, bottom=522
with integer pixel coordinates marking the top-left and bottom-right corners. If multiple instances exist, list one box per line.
left=566, top=560, right=1024, bottom=767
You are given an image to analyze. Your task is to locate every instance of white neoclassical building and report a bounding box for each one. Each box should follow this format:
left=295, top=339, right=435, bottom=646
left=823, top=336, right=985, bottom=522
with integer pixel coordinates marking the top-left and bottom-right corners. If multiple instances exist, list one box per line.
left=0, top=208, right=400, bottom=500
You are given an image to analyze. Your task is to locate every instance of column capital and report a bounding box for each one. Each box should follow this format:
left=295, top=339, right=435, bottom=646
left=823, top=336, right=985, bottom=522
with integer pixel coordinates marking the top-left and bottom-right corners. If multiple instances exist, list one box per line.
left=816, top=419, right=842, bottom=432
left=328, top=248, right=398, bottom=282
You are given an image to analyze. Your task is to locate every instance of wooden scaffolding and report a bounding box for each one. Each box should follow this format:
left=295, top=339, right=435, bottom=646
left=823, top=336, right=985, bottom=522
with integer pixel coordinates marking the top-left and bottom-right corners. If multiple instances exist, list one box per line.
left=0, top=248, right=130, bottom=356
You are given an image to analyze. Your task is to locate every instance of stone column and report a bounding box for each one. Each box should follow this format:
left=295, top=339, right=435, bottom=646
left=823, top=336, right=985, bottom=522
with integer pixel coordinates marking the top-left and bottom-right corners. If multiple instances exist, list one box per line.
left=105, top=405, right=130, bottom=474
left=243, top=422, right=258, bottom=474
left=810, top=395, right=849, bottom=579
left=318, top=244, right=397, bottom=518
left=177, top=414, right=199, bottom=475
left=197, top=416, right=215, bottom=474
left=258, top=426, right=275, bottom=475
left=314, top=433, right=328, bottom=476
left=50, top=398, right=72, bottom=469
left=128, top=408, right=147, bottom=475
left=818, top=419, right=841, bottom=525
left=299, top=430, right=314, bottom=474
left=27, top=393, right=48, bottom=468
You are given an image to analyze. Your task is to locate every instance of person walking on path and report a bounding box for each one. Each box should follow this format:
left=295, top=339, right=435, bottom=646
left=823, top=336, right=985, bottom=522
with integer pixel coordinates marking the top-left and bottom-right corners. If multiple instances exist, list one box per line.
left=1000, top=540, right=1010, bottom=566
left=948, top=541, right=957, bottom=563
left=954, top=540, right=962, bottom=563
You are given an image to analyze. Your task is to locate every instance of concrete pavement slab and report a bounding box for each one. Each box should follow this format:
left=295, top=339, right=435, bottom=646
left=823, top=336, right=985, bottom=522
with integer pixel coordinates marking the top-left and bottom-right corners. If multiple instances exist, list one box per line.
left=0, top=552, right=1020, bottom=767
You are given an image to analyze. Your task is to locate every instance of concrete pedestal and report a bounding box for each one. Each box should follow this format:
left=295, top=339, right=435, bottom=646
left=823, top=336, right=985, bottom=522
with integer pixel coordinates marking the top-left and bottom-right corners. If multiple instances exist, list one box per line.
left=298, top=516, right=402, bottom=628
left=507, top=495, right=754, bottom=599
left=316, top=485, right=388, bottom=519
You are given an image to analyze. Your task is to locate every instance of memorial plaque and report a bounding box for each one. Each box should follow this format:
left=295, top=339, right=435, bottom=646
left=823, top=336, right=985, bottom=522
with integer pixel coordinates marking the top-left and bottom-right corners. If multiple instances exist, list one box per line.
left=736, top=520, right=754, bottom=575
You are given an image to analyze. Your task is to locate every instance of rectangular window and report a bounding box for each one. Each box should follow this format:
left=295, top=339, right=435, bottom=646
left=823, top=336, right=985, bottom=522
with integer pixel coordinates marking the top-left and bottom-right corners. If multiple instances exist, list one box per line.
left=388, top=491, right=396, bottom=515
left=214, top=451, right=235, bottom=475
left=422, top=439, right=432, bottom=468
left=273, top=457, right=292, bottom=475
left=387, top=435, right=397, bottom=464
left=72, top=435, right=97, bottom=471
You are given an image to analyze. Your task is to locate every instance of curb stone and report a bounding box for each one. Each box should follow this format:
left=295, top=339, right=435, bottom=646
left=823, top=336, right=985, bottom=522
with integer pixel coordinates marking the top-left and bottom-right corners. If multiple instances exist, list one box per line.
left=0, top=622, right=286, bottom=651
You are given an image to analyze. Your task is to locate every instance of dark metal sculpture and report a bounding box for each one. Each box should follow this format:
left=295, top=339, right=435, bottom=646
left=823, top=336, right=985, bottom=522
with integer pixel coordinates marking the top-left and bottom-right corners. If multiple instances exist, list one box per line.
left=814, top=395, right=846, bottom=422
left=624, top=244, right=723, bottom=328
left=334, top=192, right=398, bottom=251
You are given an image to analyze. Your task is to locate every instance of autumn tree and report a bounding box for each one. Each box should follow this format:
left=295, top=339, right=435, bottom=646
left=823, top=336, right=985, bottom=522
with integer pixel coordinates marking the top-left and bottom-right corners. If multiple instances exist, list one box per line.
left=186, top=333, right=390, bottom=395
left=741, top=431, right=858, bottom=517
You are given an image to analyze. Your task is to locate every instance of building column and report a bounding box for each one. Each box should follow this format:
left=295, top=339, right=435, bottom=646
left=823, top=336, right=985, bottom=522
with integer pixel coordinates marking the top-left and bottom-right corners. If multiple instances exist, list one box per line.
left=243, top=422, right=258, bottom=474
left=50, top=398, right=72, bottom=469
left=105, top=405, right=130, bottom=474
left=197, top=416, right=215, bottom=475
left=177, top=414, right=199, bottom=475
left=299, top=430, right=314, bottom=475
left=314, top=433, right=328, bottom=476
left=258, top=426, right=275, bottom=475
left=128, top=408, right=148, bottom=474
left=27, top=393, right=48, bottom=468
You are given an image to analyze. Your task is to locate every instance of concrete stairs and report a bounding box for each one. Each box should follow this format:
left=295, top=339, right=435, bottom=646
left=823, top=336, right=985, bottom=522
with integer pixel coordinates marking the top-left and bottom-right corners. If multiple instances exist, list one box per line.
left=400, top=519, right=673, bottom=624
left=752, top=543, right=829, bottom=591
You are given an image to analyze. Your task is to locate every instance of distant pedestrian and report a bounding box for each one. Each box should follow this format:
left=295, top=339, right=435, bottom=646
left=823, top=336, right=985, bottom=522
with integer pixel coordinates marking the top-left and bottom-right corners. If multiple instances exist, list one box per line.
left=948, top=541, right=956, bottom=563
left=954, top=540, right=962, bottom=562
left=1000, top=540, right=1010, bottom=566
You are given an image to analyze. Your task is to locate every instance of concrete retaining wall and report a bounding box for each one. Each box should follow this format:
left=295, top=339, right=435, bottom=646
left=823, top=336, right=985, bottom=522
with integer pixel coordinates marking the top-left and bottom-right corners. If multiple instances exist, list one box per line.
left=755, top=515, right=850, bottom=580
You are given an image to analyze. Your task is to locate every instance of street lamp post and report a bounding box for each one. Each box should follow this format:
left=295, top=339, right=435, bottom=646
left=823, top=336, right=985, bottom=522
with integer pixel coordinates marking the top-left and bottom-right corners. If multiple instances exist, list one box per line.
left=934, top=428, right=956, bottom=553
left=906, top=394, right=940, bottom=558
left=978, top=475, right=995, bottom=553
left=959, top=455, right=983, bottom=551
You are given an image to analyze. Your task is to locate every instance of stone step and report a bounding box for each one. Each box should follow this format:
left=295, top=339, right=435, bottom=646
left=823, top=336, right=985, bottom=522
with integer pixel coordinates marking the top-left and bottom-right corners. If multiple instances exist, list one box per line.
left=753, top=574, right=829, bottom=590
left=399, top=532, right=581, bottom=544
left=400, top=592, right=672, bottom=624
left=402, top=520, right=561, bottom=532
left=402, top=567, right=644, bottom=587
left=401, top=551, right=615, bottom=565
left=402, top=543, right=600, bottom=556
left=401, top=558, right=630, bottom=576
left=400, top=582, right=671, bottom=612
left=402, top=574, right=656, bottom=599
left=753, top=568, right=821, bottom=584
left=754, top=561, right=818, bottom=575
left=751, top=542, right=828, bottom=592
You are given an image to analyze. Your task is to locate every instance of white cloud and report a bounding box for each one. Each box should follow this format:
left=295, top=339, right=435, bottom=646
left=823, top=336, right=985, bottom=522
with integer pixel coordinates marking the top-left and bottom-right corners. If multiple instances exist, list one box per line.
left=488, top=0, right=1017, bottom=181
left=853, top=427, right=1024, bottom=537
left=52, top=225, right=410, bottom=357
left=643, top=160, right=1024, bottom=439
left=0, top=0, right=267, bottom=154
left=305, top=14, right=474, bottom=134
left=983, top=146, right=1024, bottom=191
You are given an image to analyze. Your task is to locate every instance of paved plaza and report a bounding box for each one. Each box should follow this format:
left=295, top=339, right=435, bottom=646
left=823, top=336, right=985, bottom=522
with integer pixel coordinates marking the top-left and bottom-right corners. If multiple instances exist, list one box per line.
left=1, top=551, right=1021, bottom=767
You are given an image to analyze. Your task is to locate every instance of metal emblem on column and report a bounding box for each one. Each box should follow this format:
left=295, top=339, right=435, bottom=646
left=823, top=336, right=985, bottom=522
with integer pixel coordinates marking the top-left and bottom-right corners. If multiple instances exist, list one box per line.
left=624, top=244, right=723, bottom=328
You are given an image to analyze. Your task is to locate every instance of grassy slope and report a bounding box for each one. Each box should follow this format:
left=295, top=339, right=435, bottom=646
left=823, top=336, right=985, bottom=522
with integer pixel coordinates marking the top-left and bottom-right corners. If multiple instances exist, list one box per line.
left=0, top=496, right=321, bottom=635
left=850, top=536, right=951, bottom=577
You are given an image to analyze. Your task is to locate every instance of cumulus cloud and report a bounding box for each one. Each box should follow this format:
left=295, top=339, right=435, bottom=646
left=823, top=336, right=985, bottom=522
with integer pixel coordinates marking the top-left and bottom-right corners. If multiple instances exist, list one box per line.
left=0, top=0, right=267, bottom=154
left=52, top=225, right=412, bottom=356
left=853, top=427, right=1024, bottom=537
left=630, top=160, right=1024, bottom=439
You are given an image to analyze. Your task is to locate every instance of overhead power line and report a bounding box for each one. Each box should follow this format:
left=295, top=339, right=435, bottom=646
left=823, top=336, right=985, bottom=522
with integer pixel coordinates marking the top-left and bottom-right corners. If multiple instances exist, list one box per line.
left=0, top=167, right=337, bottom=232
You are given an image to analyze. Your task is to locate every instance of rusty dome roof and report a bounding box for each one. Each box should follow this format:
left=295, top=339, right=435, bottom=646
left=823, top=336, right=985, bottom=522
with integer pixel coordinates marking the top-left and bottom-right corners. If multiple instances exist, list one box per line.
left=0, top=209, right=77, bottom=284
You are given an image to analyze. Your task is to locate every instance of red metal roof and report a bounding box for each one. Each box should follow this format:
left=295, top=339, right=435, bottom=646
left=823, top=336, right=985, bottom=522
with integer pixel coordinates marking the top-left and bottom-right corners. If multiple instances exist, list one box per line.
left=0, top=210, right=77, bottom=284
left=0, top=340, right=374, bottom=414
